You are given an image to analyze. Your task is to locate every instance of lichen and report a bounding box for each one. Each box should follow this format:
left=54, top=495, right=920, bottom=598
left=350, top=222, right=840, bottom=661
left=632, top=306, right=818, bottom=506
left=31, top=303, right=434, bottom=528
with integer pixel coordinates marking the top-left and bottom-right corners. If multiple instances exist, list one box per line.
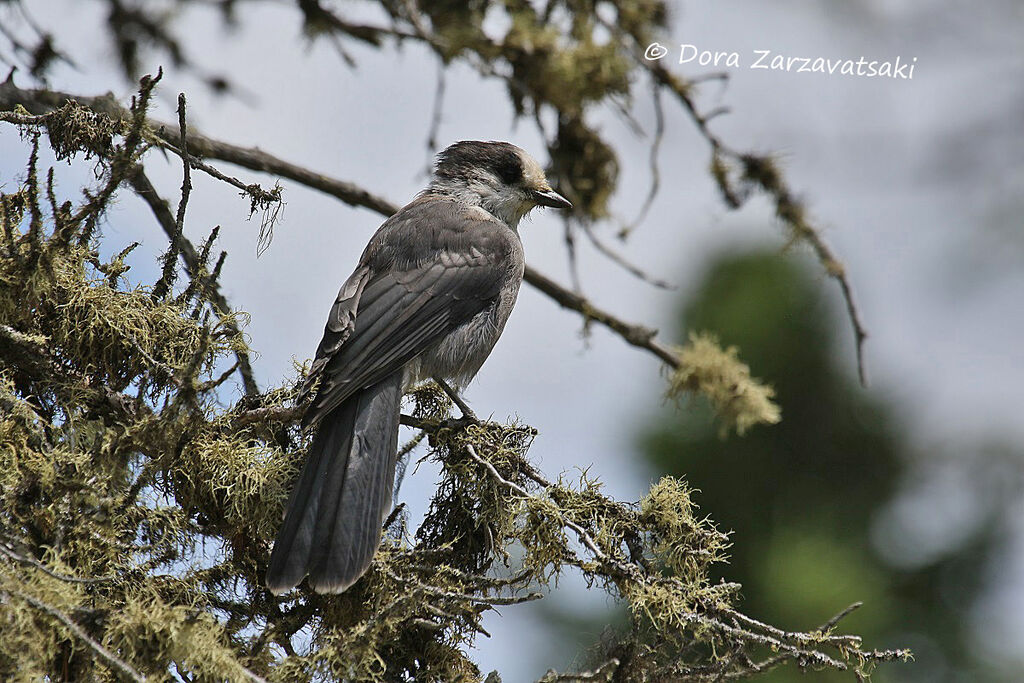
left=0, top=72, right=904, bottom=683
left=668, top=332, right=782, bottom=435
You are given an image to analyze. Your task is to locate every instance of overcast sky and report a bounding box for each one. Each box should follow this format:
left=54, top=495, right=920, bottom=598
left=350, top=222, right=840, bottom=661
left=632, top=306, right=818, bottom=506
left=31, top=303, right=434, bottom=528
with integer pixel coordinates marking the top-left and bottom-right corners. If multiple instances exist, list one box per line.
left=2, top=0, right=1022, bottom=679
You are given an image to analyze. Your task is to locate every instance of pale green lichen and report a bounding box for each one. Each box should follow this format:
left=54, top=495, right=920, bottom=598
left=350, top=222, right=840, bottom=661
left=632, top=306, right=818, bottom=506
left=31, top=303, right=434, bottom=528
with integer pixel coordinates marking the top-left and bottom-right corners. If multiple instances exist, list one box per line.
left=668, top=332, right=782, bottom=435
left=0, top=66, right=904, bottom=683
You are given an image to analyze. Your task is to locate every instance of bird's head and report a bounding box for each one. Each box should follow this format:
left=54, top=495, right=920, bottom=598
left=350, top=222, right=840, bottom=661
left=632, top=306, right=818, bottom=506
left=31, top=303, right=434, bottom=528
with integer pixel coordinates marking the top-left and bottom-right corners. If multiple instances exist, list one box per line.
left=428, top=140, right=572, bottom=227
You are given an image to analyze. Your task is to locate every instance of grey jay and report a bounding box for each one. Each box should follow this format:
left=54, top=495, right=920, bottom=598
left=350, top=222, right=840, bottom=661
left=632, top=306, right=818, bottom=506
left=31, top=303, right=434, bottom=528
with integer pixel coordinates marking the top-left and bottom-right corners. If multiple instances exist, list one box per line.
left=266, top=140, right=571, bottom=594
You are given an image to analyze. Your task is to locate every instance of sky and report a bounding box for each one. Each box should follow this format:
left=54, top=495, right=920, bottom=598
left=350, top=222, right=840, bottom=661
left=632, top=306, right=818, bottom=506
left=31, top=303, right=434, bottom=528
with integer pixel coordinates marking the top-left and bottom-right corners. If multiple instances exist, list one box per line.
left=1, top=0, right=1022, bottom=679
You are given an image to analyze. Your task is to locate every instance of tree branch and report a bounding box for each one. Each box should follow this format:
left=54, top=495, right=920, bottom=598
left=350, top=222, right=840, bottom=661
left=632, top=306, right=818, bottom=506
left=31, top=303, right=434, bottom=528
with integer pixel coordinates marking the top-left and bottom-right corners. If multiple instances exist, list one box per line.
left=0, top=79, right=692, bottom=378
left=610, top=30, right=870, bottom=385
left=524, top=266, right=681, bottom=368
left=0, top=535, right=116, bottom=585
left=128, top=167, right=259, bottom=396
left=3, top=589, right=147, bottom=683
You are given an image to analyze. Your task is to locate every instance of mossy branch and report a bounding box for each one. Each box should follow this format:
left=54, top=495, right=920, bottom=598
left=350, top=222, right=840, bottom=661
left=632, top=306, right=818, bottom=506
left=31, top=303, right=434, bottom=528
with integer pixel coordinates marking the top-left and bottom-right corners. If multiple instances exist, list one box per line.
left=1, top=76, right=775, bottom=432
left=0, top=9, right=897, bottom=673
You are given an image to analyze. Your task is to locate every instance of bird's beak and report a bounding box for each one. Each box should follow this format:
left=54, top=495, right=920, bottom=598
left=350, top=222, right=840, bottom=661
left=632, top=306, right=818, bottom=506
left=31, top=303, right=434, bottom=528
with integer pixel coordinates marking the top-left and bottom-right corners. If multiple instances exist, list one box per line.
left=532, top=188, right=573, bottom=210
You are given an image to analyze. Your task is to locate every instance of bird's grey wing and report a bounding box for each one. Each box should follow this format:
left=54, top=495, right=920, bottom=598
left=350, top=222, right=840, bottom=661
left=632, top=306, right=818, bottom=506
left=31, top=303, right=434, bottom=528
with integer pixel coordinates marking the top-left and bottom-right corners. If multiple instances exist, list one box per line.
left=303, top=212, right=511, bottom=429
left=299, top=265, right=371, bottom=402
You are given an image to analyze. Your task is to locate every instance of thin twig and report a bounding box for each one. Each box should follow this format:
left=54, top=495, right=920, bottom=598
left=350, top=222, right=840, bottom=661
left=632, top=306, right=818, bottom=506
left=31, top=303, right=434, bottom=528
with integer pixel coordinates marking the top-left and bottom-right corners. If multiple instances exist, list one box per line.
left=619, top=81, right=665, bottom=239
left=229, top=403, right=304, bottom=427
left=432, top=376, right=476, bottom=421
left=228, top=401, right=436, bottom=433
left=464, top=443, right=610, bottom=564
left=539, top=658, right=620, bottom=682
left=3, top=589, right=147, bottom=682
left=384, top=568, right=542, bottom=606
left=794, top=226, right=869, bottom=385
left=819, top=601, right=863, bottom=632
left=579, top=221, right=673, bottom=290
left=174, top=93, right=191, bottom=238
left=0, top=80, right=282, bottom=217
left=129, top=167, right=259, bottom=396
left=564, top=220, right=583, bottom=294
left=592, top=17, right=869, bottom=384
left=425, top=56, right=446, bottom=162
left=0, top=537, right=116, bottom=584
left=156, top=135, right=281, bottom=212
left=725, top=609, right=860, bottom=648
left=524, top=266, right=680, bottom=367
left=461, top=433, right=901, bottom=676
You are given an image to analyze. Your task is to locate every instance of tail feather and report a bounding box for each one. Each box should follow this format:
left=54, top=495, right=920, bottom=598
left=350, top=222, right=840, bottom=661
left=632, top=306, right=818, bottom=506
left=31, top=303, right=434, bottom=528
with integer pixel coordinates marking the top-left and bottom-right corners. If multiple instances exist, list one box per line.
left=264, top=416, right=347, bottom=593
left=266, top=370, right=403, bottom=594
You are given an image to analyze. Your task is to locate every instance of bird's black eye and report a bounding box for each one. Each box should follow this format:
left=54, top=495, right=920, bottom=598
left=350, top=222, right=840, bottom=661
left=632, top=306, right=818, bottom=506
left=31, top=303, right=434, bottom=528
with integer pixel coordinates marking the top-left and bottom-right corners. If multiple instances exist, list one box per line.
left=436, top=141, right=525, bottom=186
left=492, top=149, right=524, bottom=186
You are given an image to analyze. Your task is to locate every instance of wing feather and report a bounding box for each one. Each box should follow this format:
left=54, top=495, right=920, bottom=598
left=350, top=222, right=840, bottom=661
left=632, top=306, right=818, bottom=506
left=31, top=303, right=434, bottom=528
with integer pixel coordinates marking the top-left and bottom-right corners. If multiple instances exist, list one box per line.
left=302, top=198, right=515, bottom=428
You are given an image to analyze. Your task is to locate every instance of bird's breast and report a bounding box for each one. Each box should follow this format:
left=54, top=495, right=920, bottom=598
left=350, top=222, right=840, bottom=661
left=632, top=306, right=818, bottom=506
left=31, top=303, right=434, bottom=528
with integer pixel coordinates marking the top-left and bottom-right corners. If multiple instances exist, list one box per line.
left=407, top=279, right=521, bottom=389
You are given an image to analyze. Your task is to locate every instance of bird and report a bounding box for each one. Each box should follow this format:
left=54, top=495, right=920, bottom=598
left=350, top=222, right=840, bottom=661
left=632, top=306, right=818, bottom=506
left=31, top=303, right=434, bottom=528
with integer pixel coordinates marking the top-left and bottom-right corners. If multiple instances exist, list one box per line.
left=265, top=140, right=572, bottom=594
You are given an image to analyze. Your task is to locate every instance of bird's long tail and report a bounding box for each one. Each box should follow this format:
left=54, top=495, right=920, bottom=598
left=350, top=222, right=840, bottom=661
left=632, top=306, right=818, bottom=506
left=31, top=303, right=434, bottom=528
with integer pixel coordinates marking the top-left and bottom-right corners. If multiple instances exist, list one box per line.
left=265, top=371, right=403, bottom=594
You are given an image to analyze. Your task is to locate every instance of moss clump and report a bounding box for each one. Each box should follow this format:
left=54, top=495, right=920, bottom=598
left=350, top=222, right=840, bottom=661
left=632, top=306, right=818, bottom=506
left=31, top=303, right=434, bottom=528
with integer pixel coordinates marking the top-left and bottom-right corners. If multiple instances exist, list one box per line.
left=668, top=332, right=782, bottom=435
left=0, top=75, right=905, bottom=683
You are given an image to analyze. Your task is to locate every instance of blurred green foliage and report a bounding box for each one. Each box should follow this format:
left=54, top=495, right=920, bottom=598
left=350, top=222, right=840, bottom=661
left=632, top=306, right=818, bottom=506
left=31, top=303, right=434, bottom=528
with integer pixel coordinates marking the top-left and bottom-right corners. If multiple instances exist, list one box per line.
left=639, top=247, right=1019, bottom=681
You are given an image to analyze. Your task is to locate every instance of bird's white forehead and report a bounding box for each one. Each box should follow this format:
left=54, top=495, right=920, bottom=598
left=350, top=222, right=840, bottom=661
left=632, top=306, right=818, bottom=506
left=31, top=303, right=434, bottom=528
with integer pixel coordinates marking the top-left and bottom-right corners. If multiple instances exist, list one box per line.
left=516, top=149, right=550, bottom=189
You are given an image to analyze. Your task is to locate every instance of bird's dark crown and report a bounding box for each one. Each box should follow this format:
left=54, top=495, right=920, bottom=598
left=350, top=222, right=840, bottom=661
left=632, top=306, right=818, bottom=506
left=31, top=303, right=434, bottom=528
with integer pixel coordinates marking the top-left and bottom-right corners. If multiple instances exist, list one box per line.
left=435, top=140, right=525, bottom=186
